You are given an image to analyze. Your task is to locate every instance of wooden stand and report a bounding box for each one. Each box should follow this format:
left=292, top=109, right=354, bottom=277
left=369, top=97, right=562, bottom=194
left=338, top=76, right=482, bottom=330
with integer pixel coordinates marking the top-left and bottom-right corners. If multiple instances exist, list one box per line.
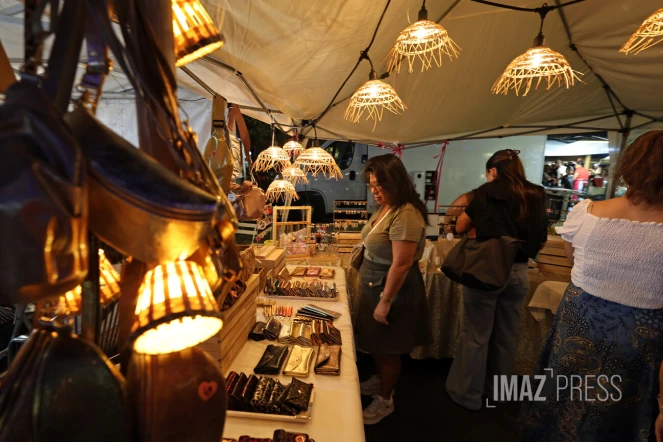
left=537, top=234, right=572, bottom=279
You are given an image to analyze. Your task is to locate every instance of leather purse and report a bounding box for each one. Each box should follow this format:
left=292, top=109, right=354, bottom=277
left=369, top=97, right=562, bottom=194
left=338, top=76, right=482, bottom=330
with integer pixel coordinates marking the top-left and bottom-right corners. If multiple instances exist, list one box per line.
left=442, top=235, right=521, bottom=291
left=251, top=377, right=276, bottom=413
left=249, top=322, right=267, bottom=341
left=254, top=345, right=289, bottom=375
left=126, top=347, right=227, bottom=442
left=264, top=318, right=282, bottom=341
left=226, top=371, right=240, bottom=409
left=241, top=375, right=260, bottom=406
left=283, top=345, right=315, bottom=377
left=0, top=322, right=130, bottom=442
left=233, top=184, right=267, bottom=221
left=230, top=373, right=249, bottom=411
left=280, top=378, right=313, bottom=413
left=273, top=429, right=313, bottom=442
left=267, top=380, right=287, bottom=415
left=0, top=5, right=89, bottom=304
left=315, top=344, right=342, bottom=376
left=238, top=437, right=272, bottom=442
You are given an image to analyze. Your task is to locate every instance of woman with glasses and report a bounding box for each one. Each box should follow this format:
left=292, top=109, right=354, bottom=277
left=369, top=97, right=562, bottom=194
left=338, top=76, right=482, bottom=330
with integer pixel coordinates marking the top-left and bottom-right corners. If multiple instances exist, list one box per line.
left=357, top=154, right=432, bottom=425
left=445, top=149, right=548, bottom=410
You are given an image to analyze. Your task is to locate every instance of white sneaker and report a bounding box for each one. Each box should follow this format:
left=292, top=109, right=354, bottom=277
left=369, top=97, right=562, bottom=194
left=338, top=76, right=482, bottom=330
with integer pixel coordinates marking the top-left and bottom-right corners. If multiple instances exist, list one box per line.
left=363, top=395, right=394, bottom=425
left=360, top=375, right=381, bottom=396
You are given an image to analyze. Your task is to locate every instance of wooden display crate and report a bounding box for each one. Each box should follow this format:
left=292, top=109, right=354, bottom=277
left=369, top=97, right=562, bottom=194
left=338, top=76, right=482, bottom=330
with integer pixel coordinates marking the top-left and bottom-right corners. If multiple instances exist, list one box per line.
left=537, top=234, right=572, bottom=279
left=197, top=273, right=259, bottom=372
left=255, top=245, right=286, bottom=274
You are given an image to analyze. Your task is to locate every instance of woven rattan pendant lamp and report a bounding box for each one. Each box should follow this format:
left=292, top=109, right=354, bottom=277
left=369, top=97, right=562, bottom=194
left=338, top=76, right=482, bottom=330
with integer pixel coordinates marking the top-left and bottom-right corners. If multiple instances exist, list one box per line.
left=265, top=178, right=300, bottom=203
left=620, top=8, right=663, bottom=55
left=282, top=164, right=309, bottom=185
left=172, top=0, right=224, bottom=67
left=253, top=125, right=292, bottom=172
left=490, top=2, right=582, bottom=96
left=131, top=261, right=223, bottom=355
left=345, top=53, right=406, bottom=130
left=388, top=0, right=460, bottom=73
left=294, top=126, right=343, bottom=180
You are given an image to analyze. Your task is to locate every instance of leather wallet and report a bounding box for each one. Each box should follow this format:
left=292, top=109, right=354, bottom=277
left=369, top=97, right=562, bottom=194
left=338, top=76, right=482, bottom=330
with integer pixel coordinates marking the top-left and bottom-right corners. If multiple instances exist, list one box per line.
left=273, top=429, right=311, bottom=442
left=230, top=372, right=249, bottom=411
left=263, top=318, right=282, bottom=341
left=314, top=344, right=341, bottom=376
left=282, top=377, right=313, bottom=413
left=254, top=345, right=289, bottom=375
left=283, top=345, right=314, bottom=377
left=226, top=371, right=240, bottom=409
left=241, top=374, right=260, bottom=406
left=267, top=380, right=287, bottom=415
left=249, top=321, right=267, bottom=341
left=251, top=377, right=276, bottom=413
left=237, top=437, right=272, bottom=442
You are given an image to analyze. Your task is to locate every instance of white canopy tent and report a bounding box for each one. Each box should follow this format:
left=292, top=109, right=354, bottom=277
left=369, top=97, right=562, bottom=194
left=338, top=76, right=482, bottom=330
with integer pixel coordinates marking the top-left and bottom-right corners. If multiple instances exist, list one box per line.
left=1, top=0, right=662, bottom=147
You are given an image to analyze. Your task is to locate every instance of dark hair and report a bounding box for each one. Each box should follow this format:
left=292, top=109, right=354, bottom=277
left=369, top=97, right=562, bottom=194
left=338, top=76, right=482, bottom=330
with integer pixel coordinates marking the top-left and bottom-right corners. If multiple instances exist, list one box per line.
left=363, top=154, right=429, bottom=225
left=616, top=130, right=663, bottom=206
left=485, top=149, right=545, bottom=222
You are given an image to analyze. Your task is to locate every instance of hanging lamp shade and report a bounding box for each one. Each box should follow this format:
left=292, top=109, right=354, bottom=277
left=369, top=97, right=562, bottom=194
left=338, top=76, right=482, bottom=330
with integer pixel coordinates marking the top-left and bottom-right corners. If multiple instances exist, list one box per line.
left=282, top=139, right=305, bottom=154
left=131, top=261, right=222, bottom=355
left=172, top=0, right=224, bottom=67
left=57, top=249, right=122, bottom=315
left=252, top=146, right=291, bottom=172
left=345, top=71, right=406, bottom=130
left=492, top=34, right=582, bottom=96
left=388, top=5, right=460, bottom=73
left=265, top=179, right=299, bottom=203
left=282, top=164, right=309, bottom=185
left=620, top=8, right=663, bottom=55
left=295, top=147, right=343, bottom=180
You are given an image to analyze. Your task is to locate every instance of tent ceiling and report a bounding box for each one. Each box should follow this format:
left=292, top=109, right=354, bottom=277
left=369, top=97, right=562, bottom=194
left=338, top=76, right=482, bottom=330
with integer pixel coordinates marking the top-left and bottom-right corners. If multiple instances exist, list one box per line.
left=176, top=0, right=663, bottom=144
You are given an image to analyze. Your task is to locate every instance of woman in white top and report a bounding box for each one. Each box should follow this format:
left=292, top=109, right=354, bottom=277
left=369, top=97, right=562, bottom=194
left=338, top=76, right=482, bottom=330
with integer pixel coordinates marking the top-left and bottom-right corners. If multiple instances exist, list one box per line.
left=522, top=130, right=663, bottom=442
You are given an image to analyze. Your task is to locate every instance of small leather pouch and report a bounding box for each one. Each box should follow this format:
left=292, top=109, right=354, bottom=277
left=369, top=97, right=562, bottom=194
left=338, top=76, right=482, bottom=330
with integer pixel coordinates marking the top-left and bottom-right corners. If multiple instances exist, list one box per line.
left=251, top=377, right=275, bottom=413
left=267, top=380, right=286, bottom=415
left=315, top=344, right=341, bottom=376
left=254, top=345, right=289, bottom=375
left=240, top=374, right=259, bottom=411
left=326, top=322, right=342, bottom=345
left=263, top=318, right=282, bottom=341
left=282, top=377, right=313, bottom=413
left=249, top=321, right=267, bottom=341
left=226, top=371, right=240, bottom=409
left=273, top=429, right=311, bottom=442
left=283, top=345, right=314, bottom=377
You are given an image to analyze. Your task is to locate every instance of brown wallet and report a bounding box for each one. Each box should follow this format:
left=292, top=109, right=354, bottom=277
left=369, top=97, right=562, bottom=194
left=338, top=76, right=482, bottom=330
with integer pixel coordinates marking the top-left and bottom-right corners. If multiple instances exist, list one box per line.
left=314, top=344, right=341, bottom=375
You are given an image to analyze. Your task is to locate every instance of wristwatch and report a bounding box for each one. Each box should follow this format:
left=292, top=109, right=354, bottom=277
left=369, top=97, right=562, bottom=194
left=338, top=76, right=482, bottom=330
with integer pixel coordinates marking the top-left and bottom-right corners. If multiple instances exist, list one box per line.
left=379, top=292, right=393, bottom=302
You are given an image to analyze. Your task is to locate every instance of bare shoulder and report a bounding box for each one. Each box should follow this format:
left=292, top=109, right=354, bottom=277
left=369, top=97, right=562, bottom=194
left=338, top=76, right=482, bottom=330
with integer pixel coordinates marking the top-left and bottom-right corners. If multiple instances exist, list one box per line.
left=591, top=197, right=663, bottom=223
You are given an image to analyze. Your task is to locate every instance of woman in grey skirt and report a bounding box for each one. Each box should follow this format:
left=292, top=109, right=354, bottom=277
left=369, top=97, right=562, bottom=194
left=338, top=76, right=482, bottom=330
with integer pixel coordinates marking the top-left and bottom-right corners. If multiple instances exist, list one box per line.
left=356, top=154, right=432, bottom=425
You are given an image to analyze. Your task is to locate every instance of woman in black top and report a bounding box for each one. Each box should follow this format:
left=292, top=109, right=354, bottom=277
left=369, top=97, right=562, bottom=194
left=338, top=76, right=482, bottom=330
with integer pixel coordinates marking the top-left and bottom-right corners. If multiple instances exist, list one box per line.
left=445, top=149, right=548, bottom=410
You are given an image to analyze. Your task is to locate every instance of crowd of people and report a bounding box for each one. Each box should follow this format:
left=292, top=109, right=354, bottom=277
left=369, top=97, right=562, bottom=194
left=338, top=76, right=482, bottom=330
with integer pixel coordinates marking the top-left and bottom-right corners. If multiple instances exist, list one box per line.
left=542, top=158, right=608, bottom=194
left=355, top=131, right=663, bottom=441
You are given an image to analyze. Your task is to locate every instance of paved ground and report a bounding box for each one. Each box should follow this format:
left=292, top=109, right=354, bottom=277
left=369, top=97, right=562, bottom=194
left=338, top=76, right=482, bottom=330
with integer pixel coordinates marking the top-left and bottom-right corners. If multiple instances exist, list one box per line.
left=357, top=354, right=523, bottom=442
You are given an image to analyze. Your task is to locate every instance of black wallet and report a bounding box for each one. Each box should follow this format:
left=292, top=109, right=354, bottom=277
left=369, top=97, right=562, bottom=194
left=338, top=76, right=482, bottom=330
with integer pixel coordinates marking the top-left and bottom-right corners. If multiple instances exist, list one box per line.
left=281, top=377, right=313, bottom=413
left=263, top=318, right=282, bottom=341
left=254, top=344, right=289, bottom=375
left=249, top=321, right=267, bottom=341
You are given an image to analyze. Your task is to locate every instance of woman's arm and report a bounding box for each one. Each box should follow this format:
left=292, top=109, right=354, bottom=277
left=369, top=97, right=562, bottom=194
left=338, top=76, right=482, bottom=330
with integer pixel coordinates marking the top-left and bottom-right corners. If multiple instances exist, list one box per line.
left=564, top=241, right=575, bottom=266
left=455, top=212, right=473, bottom=234
left=372, top=240, right=418, bottom=325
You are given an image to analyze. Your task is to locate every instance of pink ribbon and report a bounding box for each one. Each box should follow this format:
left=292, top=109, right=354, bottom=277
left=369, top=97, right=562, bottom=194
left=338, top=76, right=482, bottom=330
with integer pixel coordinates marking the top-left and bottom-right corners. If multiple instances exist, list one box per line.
left=377, top=142, right=404, bottom=158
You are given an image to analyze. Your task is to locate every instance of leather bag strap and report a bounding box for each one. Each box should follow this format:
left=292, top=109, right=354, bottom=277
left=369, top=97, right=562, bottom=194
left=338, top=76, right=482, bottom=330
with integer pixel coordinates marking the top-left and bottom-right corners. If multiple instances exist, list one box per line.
left=0, top=41, right=15, bottom=94
left=227, top=104, right=252, bottom=168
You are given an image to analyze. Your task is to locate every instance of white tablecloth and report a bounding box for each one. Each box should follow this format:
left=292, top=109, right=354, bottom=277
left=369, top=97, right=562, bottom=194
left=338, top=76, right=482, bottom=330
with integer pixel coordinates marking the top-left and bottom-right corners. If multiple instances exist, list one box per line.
left=222, top=266, right=366, bottom=442
left=527, top=281, right=569, bottom=322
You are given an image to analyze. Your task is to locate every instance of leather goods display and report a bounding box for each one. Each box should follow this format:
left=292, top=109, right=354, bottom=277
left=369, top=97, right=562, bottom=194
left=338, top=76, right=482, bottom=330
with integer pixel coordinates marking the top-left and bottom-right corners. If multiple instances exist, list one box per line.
left=314, top=344, right=342, bottom=376
left=1, top=23, right=88, bottom=304
left=267, top=277, right=338, bottom=299
left=273, top=429, right=314, bottom=442
left=263, top=318, right=282, bottom=341
left=283, top=345, right=315, bottom=378
left=126, top=346, right=227, bottom=442
left=249, top=321, right=267, bottom=341
left=442, top=235, right=521, bottom=291
left=226, top=372, right=313, bottom=417
left=254, top=344, right=289, bottom=375
left=0, top=322, right=130, bottom=442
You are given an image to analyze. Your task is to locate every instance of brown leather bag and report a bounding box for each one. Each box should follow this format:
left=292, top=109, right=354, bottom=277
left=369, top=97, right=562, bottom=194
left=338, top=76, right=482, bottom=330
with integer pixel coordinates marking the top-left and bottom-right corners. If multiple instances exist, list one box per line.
left=127, top=347, right=227, bottom=442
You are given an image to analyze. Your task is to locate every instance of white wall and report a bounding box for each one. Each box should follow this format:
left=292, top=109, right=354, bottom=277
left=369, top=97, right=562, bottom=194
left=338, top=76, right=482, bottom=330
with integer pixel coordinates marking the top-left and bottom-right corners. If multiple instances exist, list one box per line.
left=367, top=136, right=546, bottom=212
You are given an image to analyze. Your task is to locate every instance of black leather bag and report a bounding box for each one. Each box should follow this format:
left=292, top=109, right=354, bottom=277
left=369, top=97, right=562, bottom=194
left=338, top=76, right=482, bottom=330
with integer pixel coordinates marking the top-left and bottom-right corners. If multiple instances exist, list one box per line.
left=248, top=322, right=266, bottom=341
left=0, top=323, right=130, bottom=441
left=442, top=235, right=521, bottom=291
left=254, top=345, right=289, bottom=375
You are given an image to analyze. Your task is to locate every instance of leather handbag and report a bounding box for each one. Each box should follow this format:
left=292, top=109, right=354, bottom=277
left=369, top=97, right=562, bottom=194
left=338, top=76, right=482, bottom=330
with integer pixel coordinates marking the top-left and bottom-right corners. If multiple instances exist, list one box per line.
left=442, top=235, right=521, bottom=291
left=283, top=345, right=315, bottom=377
left=126, top=347, right=227, bottom=442
left=314, top=344, right=342, bottom=376
left=254, top=345, right=289, bottom=375
left=233, top=184, right=267, bottom=221
left=0, top=322, right=130, bottom=442
left=0, top=1, right=88, bottom=304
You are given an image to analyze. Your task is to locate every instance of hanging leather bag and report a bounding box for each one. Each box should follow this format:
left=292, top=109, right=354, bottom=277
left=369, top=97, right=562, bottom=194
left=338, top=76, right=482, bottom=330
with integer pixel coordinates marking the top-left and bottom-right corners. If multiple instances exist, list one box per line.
left=0, top=0, right=88, bottom=304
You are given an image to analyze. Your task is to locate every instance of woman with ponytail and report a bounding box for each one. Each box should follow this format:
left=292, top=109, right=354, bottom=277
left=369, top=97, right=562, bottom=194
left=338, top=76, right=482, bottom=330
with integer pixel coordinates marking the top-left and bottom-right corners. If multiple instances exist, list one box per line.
left=445, top=149, right=548, bottom=410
